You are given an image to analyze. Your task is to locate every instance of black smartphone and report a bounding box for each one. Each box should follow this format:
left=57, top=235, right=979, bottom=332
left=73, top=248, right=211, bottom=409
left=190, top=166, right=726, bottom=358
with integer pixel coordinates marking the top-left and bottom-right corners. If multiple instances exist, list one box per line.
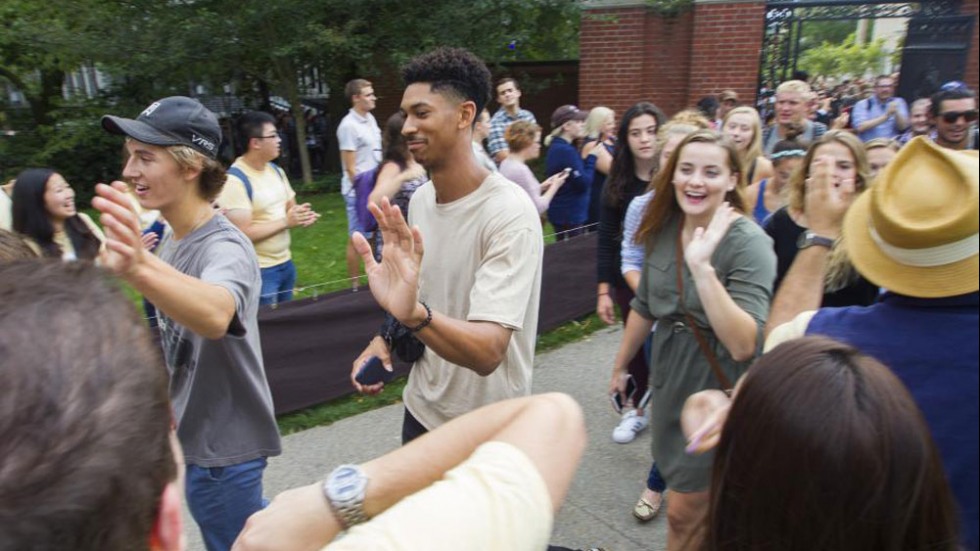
left=355, top=356, right=393, bottom=386
left=610, top=374, right=638, bottom=414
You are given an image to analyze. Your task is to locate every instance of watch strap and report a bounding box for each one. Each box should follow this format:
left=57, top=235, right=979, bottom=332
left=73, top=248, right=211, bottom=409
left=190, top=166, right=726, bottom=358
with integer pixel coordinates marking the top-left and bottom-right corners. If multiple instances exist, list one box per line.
left=798, top=231, right=834, bottom=250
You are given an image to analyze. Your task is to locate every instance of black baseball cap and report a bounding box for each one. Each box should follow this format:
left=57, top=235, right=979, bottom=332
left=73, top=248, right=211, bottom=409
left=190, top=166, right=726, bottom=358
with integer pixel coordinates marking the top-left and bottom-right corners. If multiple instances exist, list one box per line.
left=102, top=96, right=221, bottom=159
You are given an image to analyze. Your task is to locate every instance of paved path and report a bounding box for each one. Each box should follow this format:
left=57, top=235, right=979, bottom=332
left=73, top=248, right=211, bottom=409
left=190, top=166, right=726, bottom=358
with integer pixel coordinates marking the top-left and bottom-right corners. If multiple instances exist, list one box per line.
left=186, top=327, right=666, bottom=550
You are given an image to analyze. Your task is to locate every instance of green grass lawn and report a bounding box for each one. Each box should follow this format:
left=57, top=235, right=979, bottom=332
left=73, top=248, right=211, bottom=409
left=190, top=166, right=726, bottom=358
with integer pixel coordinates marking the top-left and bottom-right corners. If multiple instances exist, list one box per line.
left=89, top=172, right=590, bottom=434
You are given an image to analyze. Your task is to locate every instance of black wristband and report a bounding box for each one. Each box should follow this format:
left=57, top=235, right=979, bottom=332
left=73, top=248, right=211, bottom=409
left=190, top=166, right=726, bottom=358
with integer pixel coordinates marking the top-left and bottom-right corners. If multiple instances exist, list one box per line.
left=407, top=301, right=432, bottom=333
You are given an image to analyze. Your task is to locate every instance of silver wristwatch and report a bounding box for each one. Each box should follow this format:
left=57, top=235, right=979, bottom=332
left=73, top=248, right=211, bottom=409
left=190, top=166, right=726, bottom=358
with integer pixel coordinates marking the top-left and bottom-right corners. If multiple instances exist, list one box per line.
left=322, top=464, right=369, bottom=529
left=797, top=231, right=834, bottom=250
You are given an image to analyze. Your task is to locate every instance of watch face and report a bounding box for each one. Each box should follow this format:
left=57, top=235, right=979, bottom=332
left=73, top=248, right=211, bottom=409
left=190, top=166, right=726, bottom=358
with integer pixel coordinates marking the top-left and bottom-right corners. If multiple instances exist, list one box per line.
left=329, top=466, right=366, bottom=501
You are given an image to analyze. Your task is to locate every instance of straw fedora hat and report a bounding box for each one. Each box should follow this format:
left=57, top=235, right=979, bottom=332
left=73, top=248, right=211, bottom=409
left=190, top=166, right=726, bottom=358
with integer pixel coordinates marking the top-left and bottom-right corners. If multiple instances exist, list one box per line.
left=843, top=136, right=978, bottom=298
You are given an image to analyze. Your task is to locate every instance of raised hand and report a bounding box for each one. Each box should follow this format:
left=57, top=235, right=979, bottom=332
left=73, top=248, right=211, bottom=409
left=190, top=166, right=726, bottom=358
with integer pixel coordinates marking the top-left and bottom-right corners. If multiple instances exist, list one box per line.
left=805, top=155, right=853, bottom=238
left=92, top=181, right=147, bottom=279
left=684, top=202, right=737, bottom=274
left=681, top=389, right=732, bottom=454
left=351, top=196, right=425, bottom=325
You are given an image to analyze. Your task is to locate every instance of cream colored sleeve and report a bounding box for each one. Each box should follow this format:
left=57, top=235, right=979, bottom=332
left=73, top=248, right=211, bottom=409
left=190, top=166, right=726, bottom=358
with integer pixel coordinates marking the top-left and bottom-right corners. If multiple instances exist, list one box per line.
left=323, top=441, right=553, bottom=551
left=763, top=310, right=818, bottom=352
left=78, top=213, right=107, bottom=253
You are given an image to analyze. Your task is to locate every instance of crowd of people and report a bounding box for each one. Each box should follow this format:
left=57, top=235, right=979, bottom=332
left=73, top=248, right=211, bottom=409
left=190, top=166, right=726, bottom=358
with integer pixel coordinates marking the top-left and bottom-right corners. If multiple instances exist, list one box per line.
left=0, top=45, right=978, bottom=551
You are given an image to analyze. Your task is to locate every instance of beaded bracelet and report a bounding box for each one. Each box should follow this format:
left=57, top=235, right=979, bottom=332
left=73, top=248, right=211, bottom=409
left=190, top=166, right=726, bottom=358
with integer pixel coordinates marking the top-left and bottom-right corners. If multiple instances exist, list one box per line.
left=408, top=301, right=432, bottom=333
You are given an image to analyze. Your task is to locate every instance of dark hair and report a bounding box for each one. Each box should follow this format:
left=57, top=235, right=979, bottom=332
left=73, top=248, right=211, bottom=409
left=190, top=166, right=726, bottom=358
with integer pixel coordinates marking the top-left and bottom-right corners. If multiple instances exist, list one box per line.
left=344, top=78, right=372, bottom=103
left=770, top=139, right=807, bottom=166
left=496, top=77, right=520, bottom=93
left=636, top=130, right=746, bottom=242
left=11, top=168, right=101, bottom=260
left=707, top=337, right=959, bottom=551
left=237, top=110, right=277, bottom=150
left=0, top=261, right=175, bottom=550
left=930, top=86, right=976, bottom=116
left=604, top=102, right=665, bottom=207
left=382, top=111, right=411, bottom=168
left=402, top=47, right=492, bottom=118
left=0, top=228, right=37, bottom=262
left=696, top=96, right=720, bottom=120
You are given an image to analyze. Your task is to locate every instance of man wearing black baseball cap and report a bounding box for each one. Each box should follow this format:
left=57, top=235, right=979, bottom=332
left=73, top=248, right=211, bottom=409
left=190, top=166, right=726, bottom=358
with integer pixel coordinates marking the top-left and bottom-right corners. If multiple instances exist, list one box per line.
left=93, top=96, right=281, bottom=551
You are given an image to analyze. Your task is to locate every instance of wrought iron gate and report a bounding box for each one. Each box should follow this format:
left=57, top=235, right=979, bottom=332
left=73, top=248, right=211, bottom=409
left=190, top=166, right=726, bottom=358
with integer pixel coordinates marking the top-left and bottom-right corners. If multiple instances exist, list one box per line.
left=758, top=0, right=972, bottom=101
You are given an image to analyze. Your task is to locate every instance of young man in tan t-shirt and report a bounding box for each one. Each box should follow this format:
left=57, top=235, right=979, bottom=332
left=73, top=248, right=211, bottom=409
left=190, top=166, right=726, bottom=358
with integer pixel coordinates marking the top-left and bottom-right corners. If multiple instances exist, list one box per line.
left=349, top=47, right=543, bottom=444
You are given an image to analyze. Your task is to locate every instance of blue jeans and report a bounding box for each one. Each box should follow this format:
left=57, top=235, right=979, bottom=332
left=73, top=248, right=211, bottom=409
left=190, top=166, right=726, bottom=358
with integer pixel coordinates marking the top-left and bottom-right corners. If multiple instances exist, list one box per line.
left=186, top=457, right=268, bottom=551
left=647, top=461, right=667, bottom=493
left=260, top=259, right=297, bottom=306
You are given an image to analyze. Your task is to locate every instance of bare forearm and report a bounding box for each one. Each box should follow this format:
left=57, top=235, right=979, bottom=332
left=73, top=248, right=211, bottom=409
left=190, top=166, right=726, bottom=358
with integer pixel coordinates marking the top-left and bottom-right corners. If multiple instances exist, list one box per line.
left=690, top=266, right=758, bottom=361
left=126, top=254, right=236, bottom=339
left=234, top=394, right=583, bottom=551
left=765, top=247, right=830, bottom=337
left=856, top=112, right=890, bottom=133
left=240, top=217, right=289, bottom=243
left=362, top=394, right=560, bottom=515
left=623, top=271, right=640, bottom=293
left=409, top=308, right=512, bottom=376
left=341, top=150, right=357, bottom=184
left=613, top=310, right=654, bottom=371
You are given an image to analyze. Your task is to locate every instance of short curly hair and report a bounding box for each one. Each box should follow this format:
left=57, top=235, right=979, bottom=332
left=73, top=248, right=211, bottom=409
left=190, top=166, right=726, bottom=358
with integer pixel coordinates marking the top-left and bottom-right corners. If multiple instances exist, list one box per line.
left=504, top=120, right=542, bottom=153
left=401, top=47, right=492, bottom=117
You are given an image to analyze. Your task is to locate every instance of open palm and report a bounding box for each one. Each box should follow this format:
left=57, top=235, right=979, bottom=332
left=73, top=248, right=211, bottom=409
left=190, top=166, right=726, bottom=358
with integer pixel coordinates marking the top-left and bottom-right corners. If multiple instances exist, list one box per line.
left=684, top=202, right=737, bottom=270
left=352, top=197, right=424, bottom=322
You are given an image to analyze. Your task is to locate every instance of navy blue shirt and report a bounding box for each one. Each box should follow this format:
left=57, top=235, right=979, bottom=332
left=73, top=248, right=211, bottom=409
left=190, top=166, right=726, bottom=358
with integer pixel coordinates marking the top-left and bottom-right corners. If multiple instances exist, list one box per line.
left=806, top=292, right=979, bottom=550
left=545, top=136, right=597, bottom=226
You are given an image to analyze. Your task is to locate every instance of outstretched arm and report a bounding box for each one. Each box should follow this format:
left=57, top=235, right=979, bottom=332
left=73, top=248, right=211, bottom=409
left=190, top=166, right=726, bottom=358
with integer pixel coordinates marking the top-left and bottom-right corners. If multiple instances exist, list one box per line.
left=233, top=393, right=587, bottom=551
left=93, top=182, right=237, bottom=340
left=765, top=156, right=852, bottom=336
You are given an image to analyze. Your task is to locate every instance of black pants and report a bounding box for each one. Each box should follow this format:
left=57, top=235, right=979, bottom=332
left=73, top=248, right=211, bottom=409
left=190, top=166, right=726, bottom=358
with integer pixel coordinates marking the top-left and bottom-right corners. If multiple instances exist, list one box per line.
left=401, top=407, right=429, bottom=444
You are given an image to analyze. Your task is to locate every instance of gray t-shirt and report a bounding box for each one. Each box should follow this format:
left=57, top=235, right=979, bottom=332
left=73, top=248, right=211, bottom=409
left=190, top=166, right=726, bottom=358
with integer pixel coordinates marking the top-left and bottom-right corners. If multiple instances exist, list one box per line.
left=157, top=214, right=281, bottom=467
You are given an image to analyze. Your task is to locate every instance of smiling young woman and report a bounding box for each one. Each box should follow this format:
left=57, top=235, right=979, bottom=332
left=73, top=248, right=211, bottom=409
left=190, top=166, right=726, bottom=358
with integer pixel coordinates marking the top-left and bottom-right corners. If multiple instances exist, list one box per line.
left=611, top=129, right=776, bottom=550
left=11, top=168, right=105, bottom=261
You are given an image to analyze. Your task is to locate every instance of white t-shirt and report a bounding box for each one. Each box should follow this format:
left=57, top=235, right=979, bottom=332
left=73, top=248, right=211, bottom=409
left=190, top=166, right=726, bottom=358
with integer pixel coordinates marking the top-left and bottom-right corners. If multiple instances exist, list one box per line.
left=403, top=172, right=543, bottom=429
left=336, top=109, right=382, bottom=195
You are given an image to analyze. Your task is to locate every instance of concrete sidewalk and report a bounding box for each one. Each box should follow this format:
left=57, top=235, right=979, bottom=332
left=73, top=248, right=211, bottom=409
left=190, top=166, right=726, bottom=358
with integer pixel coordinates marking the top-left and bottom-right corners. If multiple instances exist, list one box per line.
left=186, top=327, right=666, bottom=550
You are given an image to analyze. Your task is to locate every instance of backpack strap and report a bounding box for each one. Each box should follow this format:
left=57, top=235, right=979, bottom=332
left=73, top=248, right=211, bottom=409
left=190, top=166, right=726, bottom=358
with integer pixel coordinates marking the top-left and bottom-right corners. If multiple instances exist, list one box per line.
left=268, top=162, right=288, bottom=184
left=226, top=165, right=253, bottom=202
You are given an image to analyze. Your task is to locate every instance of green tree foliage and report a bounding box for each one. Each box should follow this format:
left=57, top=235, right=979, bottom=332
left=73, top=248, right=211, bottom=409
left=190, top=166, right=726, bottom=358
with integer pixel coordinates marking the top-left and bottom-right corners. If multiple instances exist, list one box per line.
left=798, top=32, right=890, bottom=79
left=1, top=0, right=581, bottom=186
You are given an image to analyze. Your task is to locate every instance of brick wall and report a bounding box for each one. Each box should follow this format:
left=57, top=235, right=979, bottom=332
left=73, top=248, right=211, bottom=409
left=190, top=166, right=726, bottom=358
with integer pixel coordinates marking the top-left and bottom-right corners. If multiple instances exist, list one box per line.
left=687, top=1, right=766, bottom=106
left=580, top=0, right=764, bottom=118
left=963, top=0, right=979, bottom=93
left=579, top=6, right=652, bottom=116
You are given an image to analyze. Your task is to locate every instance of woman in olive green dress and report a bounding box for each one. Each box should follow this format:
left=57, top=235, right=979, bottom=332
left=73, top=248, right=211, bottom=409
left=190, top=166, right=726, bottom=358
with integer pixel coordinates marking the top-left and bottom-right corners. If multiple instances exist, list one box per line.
left=609, top=130, right=776, bottom=549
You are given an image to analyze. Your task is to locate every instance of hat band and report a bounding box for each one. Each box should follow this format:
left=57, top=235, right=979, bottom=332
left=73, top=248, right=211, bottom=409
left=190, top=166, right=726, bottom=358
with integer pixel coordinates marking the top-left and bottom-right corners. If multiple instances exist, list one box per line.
left=869, top=225, right=979, bottom=267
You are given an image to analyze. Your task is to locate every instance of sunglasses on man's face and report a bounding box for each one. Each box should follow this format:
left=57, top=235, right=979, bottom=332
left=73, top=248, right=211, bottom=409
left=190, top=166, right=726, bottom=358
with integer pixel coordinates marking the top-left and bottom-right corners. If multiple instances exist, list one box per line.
left=940, top=110, right=979, bottom=124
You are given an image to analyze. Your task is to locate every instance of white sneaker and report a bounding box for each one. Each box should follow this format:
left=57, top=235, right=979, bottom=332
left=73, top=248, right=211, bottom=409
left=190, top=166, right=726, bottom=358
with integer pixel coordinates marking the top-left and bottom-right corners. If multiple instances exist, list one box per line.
left=612, top=409, right=648, bottom=443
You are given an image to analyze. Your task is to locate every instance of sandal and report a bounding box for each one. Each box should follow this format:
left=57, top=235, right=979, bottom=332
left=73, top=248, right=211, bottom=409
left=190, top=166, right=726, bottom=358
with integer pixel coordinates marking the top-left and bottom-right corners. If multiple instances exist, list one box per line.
left=632, top=492, right=664, bottom=521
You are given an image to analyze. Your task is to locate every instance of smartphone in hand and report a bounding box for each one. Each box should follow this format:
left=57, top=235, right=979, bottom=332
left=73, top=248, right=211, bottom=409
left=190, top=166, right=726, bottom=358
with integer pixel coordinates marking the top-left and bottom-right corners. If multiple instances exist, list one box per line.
left=610, top=374, right=638, bottom=414
left=355, top=356, right=394, bottom=386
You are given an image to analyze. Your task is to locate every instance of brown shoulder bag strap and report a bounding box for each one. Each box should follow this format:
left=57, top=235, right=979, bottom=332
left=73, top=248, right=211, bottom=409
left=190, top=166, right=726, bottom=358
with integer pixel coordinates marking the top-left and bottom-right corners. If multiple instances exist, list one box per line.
left=675, top=226, right=733, bottom=390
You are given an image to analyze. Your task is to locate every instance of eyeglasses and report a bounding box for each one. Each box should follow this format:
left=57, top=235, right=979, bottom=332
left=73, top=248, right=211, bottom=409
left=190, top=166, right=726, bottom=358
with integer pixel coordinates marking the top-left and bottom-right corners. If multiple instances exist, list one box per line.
left=940, top=110, right=979, bottom=124
left=255, top=134, right=279, bottom=140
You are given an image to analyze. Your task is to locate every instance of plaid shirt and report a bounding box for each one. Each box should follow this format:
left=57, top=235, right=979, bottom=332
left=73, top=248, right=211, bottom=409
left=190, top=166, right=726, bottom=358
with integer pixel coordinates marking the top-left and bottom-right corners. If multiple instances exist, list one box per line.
left=487, top=107, right=537, bottom=157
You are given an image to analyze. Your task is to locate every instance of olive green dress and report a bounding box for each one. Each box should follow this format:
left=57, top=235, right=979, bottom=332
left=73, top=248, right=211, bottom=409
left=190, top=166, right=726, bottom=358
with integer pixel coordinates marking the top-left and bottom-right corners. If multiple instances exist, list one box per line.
left=631, top=215, right=776, bottom=492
